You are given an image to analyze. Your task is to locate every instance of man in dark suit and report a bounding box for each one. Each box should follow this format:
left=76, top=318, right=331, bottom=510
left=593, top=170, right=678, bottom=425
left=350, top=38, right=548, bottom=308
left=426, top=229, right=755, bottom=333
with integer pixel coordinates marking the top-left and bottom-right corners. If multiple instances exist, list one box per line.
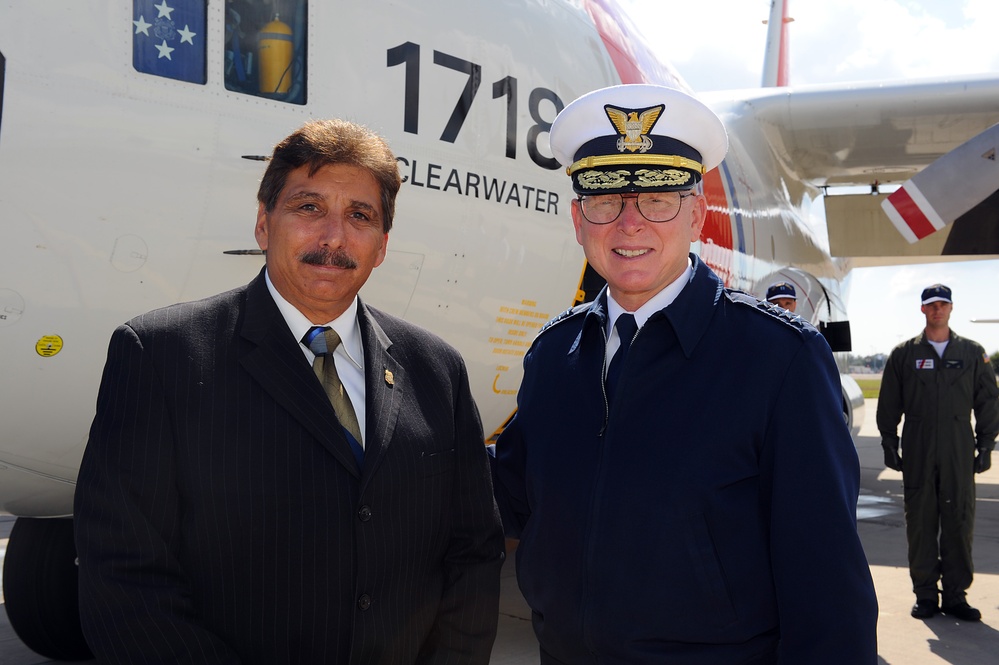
left=74, top=119, right=505, bottom=664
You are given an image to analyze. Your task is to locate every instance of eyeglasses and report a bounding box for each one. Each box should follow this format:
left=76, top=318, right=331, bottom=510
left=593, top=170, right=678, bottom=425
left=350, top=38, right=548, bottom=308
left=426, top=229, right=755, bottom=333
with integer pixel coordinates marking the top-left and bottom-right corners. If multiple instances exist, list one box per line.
left=577, top=191, right=698, bottom=225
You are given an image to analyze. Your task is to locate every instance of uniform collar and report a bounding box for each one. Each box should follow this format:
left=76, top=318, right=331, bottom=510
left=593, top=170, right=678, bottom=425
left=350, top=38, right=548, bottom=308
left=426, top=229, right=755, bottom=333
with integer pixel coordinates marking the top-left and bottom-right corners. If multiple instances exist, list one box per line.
left=264, top=269, right=364, bottom=370
left=919, top=328, right=953, bottom=345
left=583, top=254, right=723, bottom=358
left=606, top=258, right=692, bottom=333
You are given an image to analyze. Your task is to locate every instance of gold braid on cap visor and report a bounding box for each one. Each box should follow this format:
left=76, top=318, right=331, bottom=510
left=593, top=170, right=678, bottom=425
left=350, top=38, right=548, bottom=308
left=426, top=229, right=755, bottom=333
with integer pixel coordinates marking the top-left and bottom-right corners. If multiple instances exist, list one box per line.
left=567, top=153, right=706, bottom=176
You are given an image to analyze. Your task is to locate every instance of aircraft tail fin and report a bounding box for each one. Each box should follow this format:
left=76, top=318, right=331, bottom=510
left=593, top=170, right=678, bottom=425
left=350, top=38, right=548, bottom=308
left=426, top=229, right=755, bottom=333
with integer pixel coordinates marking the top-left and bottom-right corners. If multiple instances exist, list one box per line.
left=761, top=0, right=791, bottom=87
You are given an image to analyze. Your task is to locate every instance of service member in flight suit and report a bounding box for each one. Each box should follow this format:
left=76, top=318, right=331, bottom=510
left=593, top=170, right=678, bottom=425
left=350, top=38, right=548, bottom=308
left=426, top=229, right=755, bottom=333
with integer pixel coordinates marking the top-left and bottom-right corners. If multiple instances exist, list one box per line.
left=878, top=283, right=999, bottom=622
left=765, top=281, right=797, bottom=313
left=492, top=84, right=878, bottom=665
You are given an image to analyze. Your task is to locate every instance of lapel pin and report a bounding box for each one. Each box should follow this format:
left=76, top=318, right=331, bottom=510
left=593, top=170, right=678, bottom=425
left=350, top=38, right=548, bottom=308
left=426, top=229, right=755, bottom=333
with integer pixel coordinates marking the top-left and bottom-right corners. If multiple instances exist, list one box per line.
left=384, top=369, right=394, bottom=386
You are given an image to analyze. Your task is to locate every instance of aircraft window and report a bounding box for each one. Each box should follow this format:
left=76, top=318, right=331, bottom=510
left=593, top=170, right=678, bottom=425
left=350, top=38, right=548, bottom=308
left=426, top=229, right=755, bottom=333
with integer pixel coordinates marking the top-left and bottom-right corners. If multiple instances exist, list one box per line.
left=225, top=0, right=307, bottom=105
left=132, top=0, right=208, bottom=84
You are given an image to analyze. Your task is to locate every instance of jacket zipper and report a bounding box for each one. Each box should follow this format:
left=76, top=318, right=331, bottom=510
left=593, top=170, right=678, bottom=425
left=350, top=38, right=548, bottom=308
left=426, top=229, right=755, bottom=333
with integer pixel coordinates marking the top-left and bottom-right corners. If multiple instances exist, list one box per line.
left=585, top=318, right=643, bottom=657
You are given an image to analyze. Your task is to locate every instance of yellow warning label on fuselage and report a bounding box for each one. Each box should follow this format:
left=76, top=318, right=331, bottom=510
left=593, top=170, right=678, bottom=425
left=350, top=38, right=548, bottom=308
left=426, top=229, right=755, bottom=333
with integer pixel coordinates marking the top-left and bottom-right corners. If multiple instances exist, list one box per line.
left=36, top=335, right=64, bottom=357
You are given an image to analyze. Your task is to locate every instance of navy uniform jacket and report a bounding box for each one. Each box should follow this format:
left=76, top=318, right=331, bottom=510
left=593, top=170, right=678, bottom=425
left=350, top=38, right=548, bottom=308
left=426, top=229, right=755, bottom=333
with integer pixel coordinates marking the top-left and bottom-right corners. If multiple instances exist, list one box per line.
left=75, top=269, right=504, bottom=664
left=495, top=255, right=878, bottom=664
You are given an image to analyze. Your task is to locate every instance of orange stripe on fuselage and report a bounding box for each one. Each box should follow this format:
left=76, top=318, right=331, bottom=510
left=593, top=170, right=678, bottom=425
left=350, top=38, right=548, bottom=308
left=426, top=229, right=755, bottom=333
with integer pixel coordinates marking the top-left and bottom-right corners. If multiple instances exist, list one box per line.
left=700, top=168, right=735, bottom=285
left=701, top=169, right=732, bottom=250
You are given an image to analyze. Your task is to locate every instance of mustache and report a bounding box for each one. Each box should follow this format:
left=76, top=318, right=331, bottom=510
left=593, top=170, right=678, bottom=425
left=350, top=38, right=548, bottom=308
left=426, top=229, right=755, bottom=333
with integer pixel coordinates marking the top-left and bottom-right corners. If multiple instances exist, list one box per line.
left=300, top=247, right=357, bottom=269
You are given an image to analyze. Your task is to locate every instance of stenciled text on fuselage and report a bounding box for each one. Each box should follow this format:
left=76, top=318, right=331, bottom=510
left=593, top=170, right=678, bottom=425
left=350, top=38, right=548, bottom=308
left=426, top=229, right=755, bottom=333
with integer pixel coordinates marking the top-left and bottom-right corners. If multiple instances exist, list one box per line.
left=397, top=156, right=560, bottom=216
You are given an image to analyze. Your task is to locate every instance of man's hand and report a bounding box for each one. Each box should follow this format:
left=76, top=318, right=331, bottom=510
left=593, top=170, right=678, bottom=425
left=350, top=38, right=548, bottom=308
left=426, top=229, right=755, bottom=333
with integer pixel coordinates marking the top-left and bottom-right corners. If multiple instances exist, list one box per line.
left=881, top=439, right=902, bottom=471
left=974, top=448, right=992, bottom=474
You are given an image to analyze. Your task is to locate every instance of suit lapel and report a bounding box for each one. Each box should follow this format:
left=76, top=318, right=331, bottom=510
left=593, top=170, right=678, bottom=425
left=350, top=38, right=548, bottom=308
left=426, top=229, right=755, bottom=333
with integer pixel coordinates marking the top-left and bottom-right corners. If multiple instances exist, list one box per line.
left=357, top=302, right=403, bottom=483
left=238, top=272, right=361, bottom=479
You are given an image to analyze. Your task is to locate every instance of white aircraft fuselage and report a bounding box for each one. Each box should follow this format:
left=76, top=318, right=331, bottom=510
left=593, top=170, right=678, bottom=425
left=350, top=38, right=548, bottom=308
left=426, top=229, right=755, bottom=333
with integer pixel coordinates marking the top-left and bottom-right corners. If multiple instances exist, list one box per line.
left=0, top=0, right=861, bottom=517
left=0, top=2, right=712, bottom=514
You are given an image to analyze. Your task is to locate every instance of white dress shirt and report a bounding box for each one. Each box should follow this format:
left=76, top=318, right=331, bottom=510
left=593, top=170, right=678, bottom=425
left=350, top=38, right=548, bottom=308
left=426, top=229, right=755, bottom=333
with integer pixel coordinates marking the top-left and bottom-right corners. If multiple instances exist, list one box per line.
left=605, top=258, right=693, bottom=370
left=265, top=271, right=367, bottom=446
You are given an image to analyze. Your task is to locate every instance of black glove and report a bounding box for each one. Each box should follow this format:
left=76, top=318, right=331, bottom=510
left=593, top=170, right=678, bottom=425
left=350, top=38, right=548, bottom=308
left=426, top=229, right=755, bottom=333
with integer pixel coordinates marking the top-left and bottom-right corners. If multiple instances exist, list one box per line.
left=975, top=448, right=992, bottom=474
left=881, top=439, right=902, bottom=471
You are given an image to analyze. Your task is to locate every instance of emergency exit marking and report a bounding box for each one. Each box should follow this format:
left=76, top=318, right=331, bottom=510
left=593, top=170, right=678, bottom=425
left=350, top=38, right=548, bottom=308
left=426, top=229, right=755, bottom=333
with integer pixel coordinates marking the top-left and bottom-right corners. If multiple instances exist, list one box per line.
left=36, top=335, right=64, bottom=357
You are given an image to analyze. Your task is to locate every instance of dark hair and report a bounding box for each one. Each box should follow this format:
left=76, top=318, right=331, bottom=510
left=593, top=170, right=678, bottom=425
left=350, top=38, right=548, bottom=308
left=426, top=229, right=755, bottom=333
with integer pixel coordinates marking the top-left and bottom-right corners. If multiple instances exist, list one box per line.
left=257, top=119, right=402, bottom=232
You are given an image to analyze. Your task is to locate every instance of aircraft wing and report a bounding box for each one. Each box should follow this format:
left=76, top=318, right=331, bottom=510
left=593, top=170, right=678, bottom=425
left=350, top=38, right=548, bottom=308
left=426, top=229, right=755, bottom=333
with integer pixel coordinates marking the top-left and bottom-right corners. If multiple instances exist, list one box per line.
left=724, top=75, right=999, bottom=187
left=706, top=76, right=999, bottom=265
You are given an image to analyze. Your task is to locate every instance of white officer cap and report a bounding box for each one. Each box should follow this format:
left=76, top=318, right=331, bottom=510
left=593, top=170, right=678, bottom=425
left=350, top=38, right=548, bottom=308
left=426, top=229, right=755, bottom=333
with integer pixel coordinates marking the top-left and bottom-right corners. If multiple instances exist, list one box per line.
left=549, top=84, right=728, bottom=195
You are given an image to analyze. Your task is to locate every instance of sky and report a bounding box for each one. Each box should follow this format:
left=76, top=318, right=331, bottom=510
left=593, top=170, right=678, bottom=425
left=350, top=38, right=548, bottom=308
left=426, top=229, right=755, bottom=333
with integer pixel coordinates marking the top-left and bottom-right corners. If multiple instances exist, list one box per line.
left=620, top=0, right=999, bottom=356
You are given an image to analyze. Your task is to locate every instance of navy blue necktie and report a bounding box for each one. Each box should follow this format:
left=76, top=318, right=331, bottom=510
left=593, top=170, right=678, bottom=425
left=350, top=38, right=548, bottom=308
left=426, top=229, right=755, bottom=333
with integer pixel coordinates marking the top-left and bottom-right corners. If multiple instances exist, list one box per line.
left=606, top=314, right=637, bottom=401
left=303, top=326, right=364, bottom=467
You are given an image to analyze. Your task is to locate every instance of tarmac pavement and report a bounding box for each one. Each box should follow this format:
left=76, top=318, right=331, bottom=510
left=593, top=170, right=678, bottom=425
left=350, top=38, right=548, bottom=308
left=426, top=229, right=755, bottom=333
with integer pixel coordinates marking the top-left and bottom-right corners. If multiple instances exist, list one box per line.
left=3, top=398, right=999, bottom=663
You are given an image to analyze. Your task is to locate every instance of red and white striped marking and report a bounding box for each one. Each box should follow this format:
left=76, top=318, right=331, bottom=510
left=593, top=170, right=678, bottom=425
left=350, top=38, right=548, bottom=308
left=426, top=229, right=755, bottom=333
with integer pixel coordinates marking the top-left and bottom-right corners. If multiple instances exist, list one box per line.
left=881, top=182, right=947, bottom=244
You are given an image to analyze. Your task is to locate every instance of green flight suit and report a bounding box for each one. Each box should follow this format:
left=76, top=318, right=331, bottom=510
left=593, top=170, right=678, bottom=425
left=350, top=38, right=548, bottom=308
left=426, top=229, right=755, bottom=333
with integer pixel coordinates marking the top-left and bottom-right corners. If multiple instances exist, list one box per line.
left=877, top=330, right=999, bottom=605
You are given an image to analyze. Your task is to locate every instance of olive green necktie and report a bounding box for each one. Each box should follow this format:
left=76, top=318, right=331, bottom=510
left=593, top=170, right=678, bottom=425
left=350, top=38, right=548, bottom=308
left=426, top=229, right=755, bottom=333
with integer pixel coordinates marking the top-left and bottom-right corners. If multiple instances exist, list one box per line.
left=304, top=326, right=363, bottom=456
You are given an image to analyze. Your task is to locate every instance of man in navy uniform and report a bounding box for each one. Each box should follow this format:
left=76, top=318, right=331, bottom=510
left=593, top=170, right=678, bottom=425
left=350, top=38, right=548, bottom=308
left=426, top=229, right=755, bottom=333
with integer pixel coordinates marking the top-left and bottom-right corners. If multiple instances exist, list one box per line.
left=493, top=84, right=878, bottom=664
left=766, top=281, right=797, bottom=313
left=878, top=283, right=999, bottom=622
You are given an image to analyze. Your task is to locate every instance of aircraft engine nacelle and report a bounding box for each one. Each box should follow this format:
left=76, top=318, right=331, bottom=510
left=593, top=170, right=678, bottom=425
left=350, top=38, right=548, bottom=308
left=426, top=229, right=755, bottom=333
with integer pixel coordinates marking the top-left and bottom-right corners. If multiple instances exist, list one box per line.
left=752, top=268, right=850, bottom=347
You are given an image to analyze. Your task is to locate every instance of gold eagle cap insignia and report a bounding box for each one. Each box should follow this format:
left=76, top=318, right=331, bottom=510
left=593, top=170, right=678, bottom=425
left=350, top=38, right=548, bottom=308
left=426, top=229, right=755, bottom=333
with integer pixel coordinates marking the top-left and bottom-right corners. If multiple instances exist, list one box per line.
left=605, top=104, right=664, bottom=154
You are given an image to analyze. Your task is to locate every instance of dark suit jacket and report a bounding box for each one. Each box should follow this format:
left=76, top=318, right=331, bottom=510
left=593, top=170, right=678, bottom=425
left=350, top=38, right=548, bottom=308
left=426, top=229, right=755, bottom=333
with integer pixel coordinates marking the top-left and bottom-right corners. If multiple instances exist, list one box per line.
left=74, top=269, right=504, bottom=664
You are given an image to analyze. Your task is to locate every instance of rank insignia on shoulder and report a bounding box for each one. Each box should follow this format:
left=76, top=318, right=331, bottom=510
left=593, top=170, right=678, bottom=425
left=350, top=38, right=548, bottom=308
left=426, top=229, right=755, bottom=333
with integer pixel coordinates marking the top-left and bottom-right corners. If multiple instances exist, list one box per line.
left=539, top=304, right=586, bottom=335
left=725, top=289, right=806, bottom=331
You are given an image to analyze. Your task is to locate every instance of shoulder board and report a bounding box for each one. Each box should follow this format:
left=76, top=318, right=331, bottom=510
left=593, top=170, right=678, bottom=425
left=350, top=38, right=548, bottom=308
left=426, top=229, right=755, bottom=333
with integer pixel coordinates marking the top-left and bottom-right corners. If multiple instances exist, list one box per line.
left=538, top=302, right=589, bottom=336
left=724, top=288, right=809, bottom=332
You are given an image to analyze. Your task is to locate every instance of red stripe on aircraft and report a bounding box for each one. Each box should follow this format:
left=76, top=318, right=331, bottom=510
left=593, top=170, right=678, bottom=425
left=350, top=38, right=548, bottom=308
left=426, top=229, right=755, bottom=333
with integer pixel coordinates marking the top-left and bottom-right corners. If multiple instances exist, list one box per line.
left=700, top=169, right=735, bottom=285
left=887, top=187, right=935, bottom=240
left=583, top=0, right=645, bottom=84
left=701, top=169, right=733, bottom=250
